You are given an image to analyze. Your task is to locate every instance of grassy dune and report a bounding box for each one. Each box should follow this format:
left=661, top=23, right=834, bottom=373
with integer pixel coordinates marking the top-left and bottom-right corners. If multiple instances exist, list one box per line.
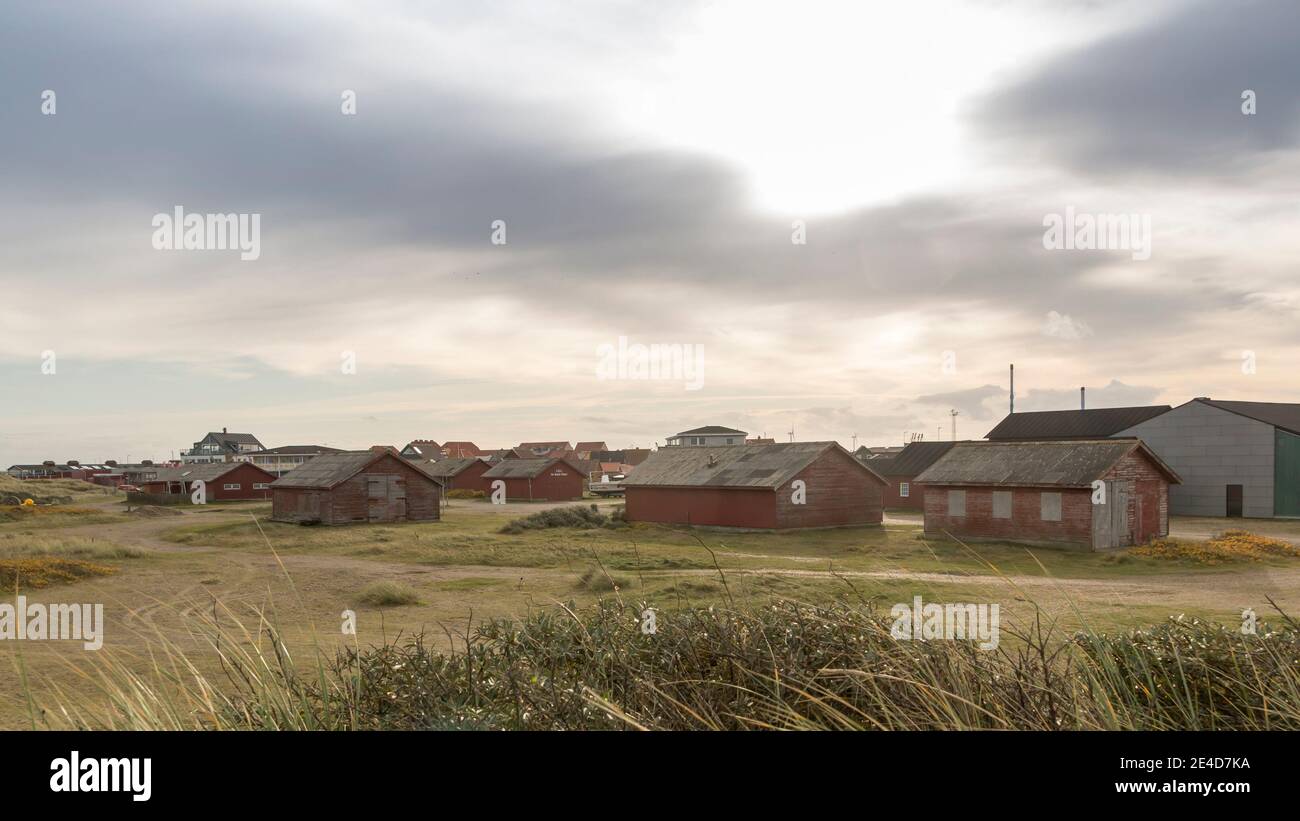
left=26, top=595, right=1300, bottom=731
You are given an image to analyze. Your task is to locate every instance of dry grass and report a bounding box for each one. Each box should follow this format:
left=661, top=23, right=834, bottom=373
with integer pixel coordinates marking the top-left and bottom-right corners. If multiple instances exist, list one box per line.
left=0, top=476, right=116, bottom=505
left=1133, top=530, right=1300, bottom=565
left=0, top=532, right=144, bottom=560
left=0, top=557, right=118, bottom=589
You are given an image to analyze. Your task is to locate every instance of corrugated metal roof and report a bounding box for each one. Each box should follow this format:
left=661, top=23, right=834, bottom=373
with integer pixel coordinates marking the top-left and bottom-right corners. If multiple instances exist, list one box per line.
left=914, top=439, right=1180, bottom=487
left=984, top=406, right=1172, bottom=440
left=866, top=441, right=957, bottom=477
left=271, top=448, right=443, bottom=489
left=482, top=458, right=569, bottom=479
left=623, top=442, right=883, bottom=489
left=1195, top=399, right=1300, bottom=436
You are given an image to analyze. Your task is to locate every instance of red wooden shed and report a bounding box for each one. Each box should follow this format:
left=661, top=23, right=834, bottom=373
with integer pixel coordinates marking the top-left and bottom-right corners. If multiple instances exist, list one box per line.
left=270, top=446, right=443, bottom=525
left=622, top=442, right=886, bottom=529
left=913, top=438, right=1180, bottom=550
left=423, top=457, right=491, bottom=493
left=140, top=462, right=277, bottom=501
left=482, top=458, right=585, bottom=501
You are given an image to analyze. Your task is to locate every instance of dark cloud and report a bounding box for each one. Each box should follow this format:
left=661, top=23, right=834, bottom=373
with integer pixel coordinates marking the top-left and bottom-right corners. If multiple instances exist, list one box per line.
left=975, top=0, right=1300, bottom=179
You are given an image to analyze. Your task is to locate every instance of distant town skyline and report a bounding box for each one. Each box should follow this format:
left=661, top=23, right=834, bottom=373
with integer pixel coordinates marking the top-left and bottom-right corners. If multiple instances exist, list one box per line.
left=4, top=0, right=1299, bottom=466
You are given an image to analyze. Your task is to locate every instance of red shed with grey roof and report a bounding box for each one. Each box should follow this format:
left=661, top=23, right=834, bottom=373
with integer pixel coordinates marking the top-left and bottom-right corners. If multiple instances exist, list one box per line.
left=623, top=442, right=885, bottom=529
left=482, top=458, right=585, bottom=501
left=914, top=439, right=1180, bottom=550
left=270, top=446, right=443, bottom=525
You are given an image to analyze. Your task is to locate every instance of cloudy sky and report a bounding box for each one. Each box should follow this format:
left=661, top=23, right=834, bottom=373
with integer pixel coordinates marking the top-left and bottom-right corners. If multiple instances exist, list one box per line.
left=2, top=0, right=1298, bottom=464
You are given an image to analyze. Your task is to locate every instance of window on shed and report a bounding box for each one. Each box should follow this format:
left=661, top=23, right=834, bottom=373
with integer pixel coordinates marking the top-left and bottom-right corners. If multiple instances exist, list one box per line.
left=899, top=482, right=910, bottom=498
left=992, top=491, right=1012, bottom=519
left=947, top=489, right=966, bottom=516
left=224, top=483, right=241, bottom=490
left=1040, top=492, right=1062, bottom=521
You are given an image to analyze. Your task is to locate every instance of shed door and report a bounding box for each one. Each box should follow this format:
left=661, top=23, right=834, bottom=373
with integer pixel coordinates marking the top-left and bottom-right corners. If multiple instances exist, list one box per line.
left=1226, top=484, right=1244, bottom=518
left=1091, top=480, right=1129, bottom=550
left=367, top=475, right=406, bottom=521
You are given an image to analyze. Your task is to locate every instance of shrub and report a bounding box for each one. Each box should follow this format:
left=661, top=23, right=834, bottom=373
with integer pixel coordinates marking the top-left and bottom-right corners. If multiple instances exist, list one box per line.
left=355, top=581, right=422, bottom=607
left=1132, top=530, right=1300, bottom=564
left=576, top=568, right=632, bottom=592
left=307, top=600, right=1300, bottom=730
left=499, top=505, right=612, bottom=534
left=446, top=489, right=486, bottom=500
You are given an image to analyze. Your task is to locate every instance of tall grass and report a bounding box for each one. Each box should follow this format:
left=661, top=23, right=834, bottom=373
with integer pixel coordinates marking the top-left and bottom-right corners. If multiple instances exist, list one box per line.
left=26, top=594, right=1300, bottom=731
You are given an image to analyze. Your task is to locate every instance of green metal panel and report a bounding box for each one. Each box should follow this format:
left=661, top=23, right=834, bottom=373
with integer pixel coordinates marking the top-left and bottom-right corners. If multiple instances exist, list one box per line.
left=1275, top=430, right=1300, bottom=517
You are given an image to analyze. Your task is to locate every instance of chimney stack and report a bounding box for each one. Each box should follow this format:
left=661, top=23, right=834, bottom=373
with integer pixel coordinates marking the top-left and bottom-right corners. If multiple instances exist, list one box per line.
left=1009, top=364, right=1015, bottom=414
left=222, top=427, right=227, bottom=434
left=1080, top=386, right=1086, bottom=410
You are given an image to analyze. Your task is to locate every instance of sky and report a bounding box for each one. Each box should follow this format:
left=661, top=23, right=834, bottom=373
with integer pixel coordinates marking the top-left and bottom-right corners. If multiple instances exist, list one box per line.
left=2, top=0, right=1299, bottom=464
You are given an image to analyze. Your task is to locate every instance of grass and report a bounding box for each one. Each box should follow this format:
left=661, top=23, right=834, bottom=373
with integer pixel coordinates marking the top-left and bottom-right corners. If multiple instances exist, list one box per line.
left=354, top=581, right=422, bottom=607
left=8, top=498, right=1300, bottom=729
left=26, top=594, right=1300, bottom=731
left=0, top=532, right=144, bottom=560
left=159, top=506, right=1251, bottom=580
left=0, top=476, right=118, bottom=505
left=0, top=505, right=125, bottom=529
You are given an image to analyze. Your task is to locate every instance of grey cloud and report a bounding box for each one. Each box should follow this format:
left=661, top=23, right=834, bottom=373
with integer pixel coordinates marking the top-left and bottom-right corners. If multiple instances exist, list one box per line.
left=1013, top=379, right=1164, bottom=413
left=914, top=384, right=1005, bottom=422
left=975, top=0, right=1300, bottom=179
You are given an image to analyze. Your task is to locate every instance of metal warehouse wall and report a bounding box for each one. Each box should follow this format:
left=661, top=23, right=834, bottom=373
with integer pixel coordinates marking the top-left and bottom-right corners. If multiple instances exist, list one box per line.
left=1119, top=402, right=1274, bottom=517
left=1276, top=430, right=1300, bottom=518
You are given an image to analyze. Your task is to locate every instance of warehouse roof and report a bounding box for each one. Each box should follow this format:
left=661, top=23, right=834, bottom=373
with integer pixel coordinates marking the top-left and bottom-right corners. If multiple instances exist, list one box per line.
left=914, top=439, right=1180, bottom=488
left=623, top=442, right=884, bottom=489
left=866, top=441, right=958, bottom=477
left=482, top=458, right=574, bottom=479
left=1194, top=399, right=1300, bottom=436
left=271, top=447, right=442, bottom=489
left=984, top=406, right=1172, bottom=440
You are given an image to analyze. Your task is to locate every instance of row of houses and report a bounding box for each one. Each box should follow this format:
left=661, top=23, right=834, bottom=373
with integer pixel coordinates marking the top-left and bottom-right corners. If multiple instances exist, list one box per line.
left=9, top=400, right=1295, bottom=550
left=268, top=448, right=589, bottom=524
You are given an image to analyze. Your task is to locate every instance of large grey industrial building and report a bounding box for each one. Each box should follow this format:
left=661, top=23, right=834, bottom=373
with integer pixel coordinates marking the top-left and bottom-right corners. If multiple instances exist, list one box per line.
left=1116, top=398, right=1300, bottom=519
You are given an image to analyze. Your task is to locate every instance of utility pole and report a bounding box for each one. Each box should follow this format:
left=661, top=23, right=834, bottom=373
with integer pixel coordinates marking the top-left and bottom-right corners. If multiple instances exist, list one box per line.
left=950, top=409, right=959, bottom=441
left=851, top=433, right=857, bottom=451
